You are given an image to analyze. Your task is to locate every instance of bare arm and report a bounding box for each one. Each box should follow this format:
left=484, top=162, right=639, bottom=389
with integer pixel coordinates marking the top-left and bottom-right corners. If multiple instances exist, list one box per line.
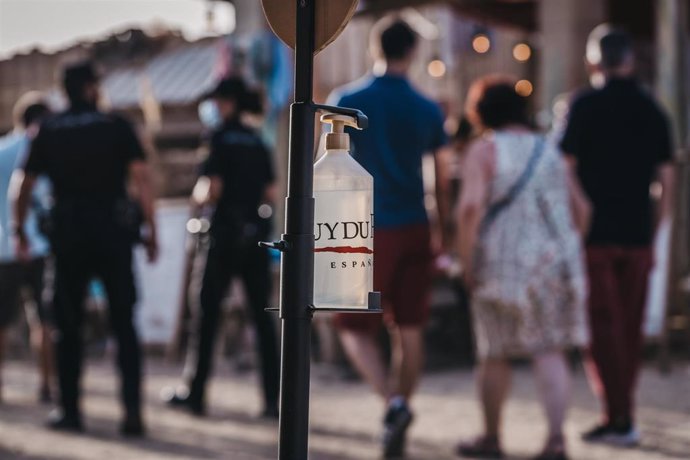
left=129, top=160, right=158, bottom=262
left=191, top=175, right=224, bottom=207
left=563, top=155, right=592, bottom=237
left=656, top=162, right=675, bottom=229
left=456, top=139, right=492, bottom=287
left=434, top=147, right=453, bottom=251
left=208, top=176, right=223, bottom=205
left=263, top=182, right=278, bottom=206
left=10, top=170, right=36, bottom=260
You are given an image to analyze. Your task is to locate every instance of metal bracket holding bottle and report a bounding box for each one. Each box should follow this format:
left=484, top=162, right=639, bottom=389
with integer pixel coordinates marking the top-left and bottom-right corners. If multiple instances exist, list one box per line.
left=264, top=292, right=381, bottom=313
left=261, top=231, right=382, bottom=314
left=258, top=240, right=290, bottom=252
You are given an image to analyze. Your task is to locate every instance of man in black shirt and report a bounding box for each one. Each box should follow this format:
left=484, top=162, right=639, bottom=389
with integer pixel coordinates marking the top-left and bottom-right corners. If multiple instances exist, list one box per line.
left=561, top=25, right=675, bottom=446
left=13, top=61, right=158, bottom=435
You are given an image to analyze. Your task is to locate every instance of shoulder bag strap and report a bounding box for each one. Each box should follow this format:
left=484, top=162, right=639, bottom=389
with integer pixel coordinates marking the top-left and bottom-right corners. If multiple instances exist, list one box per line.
left=480, top=136, right=546, bottom=232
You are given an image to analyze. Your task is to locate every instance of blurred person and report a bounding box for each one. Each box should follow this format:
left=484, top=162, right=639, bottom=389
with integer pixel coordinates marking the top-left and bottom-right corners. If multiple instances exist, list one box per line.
left=456, top=77, right=590, bottom=460
left=0, top=93, right=54, bottom=403
left=446, top=116, right=476, bottom=366
left=448, top=116, right=476, bottom=235
left=327, top=17, right=450, bottom=458
left=13, top=61, right=158, bottom=435
left=561, top=25, right=675, bottom=446
left=548, top=93, right=573, bottom=145
left=452, top=117, right=475, bottom=158
left=163, top=77, right=280, bottom=419
left=447, top=116, right=475, bottom=219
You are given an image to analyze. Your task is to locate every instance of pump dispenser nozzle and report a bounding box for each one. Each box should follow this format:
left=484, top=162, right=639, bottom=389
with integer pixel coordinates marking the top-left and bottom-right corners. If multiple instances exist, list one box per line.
left=320, top=113, right=361, bottom=151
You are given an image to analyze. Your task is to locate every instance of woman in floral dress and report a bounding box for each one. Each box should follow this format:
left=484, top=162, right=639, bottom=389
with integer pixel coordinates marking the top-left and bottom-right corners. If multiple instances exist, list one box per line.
left=456, top=76, right=591, bottom=460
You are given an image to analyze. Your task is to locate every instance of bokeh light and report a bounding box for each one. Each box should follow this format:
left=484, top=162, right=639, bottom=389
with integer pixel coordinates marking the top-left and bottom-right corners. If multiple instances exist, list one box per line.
left=186, top=218, right=202, bottom=234
left=512, top=43, right=532, bottom=62
left=427, top=59, right=446, bottom=78
left=258, top=204, right=274, bottom=219
left=515, top=79, right=534, bottom=97
left=472, top=34, right=491, bottom=54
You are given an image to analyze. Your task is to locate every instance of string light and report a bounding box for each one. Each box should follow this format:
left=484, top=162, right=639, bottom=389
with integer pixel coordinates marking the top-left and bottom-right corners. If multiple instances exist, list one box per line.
left=427, top=59, right=446, bottom=78
left=472, top=34, right=491, bottom=54
left=512, top=43, right=532, bottom=62
left=515, top=79, right=534, bottom=97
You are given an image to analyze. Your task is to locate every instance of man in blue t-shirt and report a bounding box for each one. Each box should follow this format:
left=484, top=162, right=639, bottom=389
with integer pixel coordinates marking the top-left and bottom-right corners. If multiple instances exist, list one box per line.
left=0, top=93, right=53, bottom=404
left=328, top=18, right=449, bottom=458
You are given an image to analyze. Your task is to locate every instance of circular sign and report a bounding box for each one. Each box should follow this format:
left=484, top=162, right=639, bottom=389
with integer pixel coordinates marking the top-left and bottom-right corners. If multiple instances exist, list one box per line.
left=261, top=0, right=359, bottom=54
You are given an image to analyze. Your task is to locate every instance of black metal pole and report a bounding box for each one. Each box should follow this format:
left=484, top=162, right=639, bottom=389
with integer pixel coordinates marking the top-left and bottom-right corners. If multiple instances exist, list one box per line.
left=278, top=1, right=316, bottom=459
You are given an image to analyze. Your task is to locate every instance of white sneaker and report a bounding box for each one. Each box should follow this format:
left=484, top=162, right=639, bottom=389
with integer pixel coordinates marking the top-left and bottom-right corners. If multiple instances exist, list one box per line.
left=601, top=426, right=641, bottom=447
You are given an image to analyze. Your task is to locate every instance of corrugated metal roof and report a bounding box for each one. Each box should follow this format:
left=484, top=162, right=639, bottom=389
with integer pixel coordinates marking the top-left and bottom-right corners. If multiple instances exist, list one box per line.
left=102, top=67, right=140, bottom=108
left=146, top=42, right=217, bottom=104
left=102, top=40, right=218, bottom=109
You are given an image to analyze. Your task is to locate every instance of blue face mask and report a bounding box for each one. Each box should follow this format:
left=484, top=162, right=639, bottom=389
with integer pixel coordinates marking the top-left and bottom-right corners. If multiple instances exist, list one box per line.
left=198, top=100, right=221, bottom=129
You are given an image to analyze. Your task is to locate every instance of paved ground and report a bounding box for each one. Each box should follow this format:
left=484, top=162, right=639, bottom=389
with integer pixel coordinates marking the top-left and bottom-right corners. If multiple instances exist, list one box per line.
left=0, top=358, right=689, bottom=460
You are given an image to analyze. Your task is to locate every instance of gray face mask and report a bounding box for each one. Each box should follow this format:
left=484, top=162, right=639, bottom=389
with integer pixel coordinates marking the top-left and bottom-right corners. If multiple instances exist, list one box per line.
left=198, top=99, right=221, bottom=129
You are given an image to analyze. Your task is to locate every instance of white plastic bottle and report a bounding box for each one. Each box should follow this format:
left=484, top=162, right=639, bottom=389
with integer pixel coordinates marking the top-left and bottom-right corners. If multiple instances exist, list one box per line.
left=313, top=114, right=373, bottom=309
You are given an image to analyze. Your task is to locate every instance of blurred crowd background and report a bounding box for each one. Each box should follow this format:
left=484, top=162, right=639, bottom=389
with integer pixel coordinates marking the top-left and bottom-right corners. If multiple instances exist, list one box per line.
left=2, top=0, right=687, bottom=364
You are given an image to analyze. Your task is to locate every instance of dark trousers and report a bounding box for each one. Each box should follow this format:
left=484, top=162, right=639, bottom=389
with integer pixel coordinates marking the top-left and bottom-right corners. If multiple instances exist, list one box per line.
left=53, top=242, right=140, bottom=418
left=586, top=245, right=653, bottom=424
left=184, top=237, right=279, bottom=410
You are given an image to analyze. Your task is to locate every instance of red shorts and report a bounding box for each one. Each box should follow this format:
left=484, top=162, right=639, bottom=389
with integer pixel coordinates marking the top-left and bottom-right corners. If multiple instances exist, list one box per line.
left=334, top=223, right=432, bottom=335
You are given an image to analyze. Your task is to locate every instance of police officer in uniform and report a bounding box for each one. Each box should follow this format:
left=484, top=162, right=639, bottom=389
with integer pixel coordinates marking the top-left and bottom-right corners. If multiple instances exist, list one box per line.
left=13, top=61, right=158, bottom=435
left=165, top=77, right=280, bottom=418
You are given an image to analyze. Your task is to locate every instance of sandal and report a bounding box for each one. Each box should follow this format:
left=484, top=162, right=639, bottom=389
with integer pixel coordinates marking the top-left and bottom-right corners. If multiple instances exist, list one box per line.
left=533, top=436, right=568, bottom=460
left=456, top=436, right=504, bottom=459
left=532, top=451, right=568, bottom=460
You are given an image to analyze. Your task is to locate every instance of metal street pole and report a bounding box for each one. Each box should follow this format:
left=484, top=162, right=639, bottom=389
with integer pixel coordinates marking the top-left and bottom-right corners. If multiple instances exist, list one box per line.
left=656, top=0, right=690, bottom=370
left=278, top=1, right=316, bottom=458
left=261, top=1, right=372, bottom=456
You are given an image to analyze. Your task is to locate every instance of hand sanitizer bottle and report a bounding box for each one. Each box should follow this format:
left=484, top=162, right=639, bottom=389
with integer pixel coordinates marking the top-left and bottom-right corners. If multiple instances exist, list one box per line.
left=313, top=113, right=373, bottom=309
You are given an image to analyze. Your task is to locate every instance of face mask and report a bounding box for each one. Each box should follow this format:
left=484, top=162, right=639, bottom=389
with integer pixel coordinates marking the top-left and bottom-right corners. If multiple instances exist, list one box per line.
left=198, top=100, right=221, bottom=129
